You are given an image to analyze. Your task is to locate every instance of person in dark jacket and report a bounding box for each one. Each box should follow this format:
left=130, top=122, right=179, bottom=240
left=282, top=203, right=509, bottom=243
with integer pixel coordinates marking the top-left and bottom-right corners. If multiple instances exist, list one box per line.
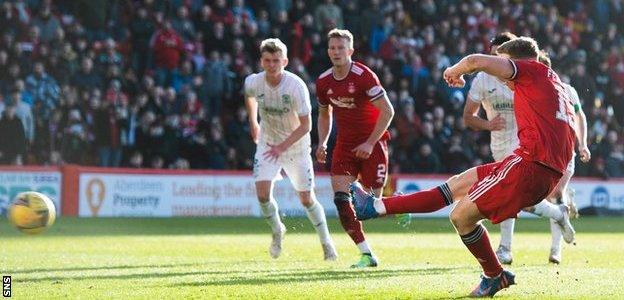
left=0, top=106, right=27, bottom=165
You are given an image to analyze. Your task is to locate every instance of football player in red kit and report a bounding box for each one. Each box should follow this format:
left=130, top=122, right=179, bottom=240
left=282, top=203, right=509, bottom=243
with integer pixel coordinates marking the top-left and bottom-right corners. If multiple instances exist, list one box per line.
left=315, top=29, right=394, bottom=268
left=352, top=37, right=576, bottom=296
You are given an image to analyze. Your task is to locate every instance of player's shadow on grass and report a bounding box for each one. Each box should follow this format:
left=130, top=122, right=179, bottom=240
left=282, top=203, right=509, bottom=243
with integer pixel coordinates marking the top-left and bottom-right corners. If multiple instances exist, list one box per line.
left=175, top=267, right=463, bottom=287
left=16, top=267, right=463, bottom=284
left=7, top=262, right=207, bottom=274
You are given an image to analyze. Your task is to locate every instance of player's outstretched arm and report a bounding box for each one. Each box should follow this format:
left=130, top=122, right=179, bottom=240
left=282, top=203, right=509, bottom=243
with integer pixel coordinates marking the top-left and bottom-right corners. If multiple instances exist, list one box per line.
left=444, top=54, right=515, bottom=88
left=353, top=95, right=394, bottom=159
left=316, top=105, right=332, bottom=163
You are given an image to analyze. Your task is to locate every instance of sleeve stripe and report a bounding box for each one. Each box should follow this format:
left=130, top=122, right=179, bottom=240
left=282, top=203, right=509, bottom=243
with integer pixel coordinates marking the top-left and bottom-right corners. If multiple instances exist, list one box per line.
left=369, top=91, right=386, bottom=101
left=507, top=59, right=518, bottom=80
left=318, top=102, right=329, bottom=107
left=573, top=103, right=581, bottom=113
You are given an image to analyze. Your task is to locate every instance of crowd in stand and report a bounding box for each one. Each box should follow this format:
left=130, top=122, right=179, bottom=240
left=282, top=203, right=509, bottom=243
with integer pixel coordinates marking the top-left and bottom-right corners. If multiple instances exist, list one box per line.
left=0, top=0, right=622, bottom=178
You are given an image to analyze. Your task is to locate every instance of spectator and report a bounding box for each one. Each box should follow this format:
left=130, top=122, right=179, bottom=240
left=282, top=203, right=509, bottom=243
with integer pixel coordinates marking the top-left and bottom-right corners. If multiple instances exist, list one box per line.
left=202, top=51, right=230, bottom=118
left=129, top=6, right=155, bottom=76
left=150, top=20, right=184, bottom=86
left=10, top=88, right=34, bottom=144
left=25, top=61, right=59, bottom=121
left=60, top=109, right=88, bottom=164
left=71, top=57, right=102, bottom=95
left=32, top=5, right=61, bottom=43
left=0, top=106, right=27, bottom=165
left=413, top=143, right=442, bottom=174
left=314, top=0, right=343, bottom=31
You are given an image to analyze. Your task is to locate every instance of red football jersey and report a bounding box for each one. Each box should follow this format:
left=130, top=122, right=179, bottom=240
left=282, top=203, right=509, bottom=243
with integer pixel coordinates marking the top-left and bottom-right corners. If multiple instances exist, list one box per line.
left=510, top=59, right=576, bottom=174
left=316, top=61, right=390, bottom=147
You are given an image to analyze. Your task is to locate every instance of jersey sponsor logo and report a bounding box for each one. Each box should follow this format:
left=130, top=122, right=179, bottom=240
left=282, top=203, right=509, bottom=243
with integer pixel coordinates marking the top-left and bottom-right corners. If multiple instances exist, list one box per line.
left=348, top=82, right=356, bottom=94
left=262, top=106, right=291, bottom=115
left=329, top=97, right=356, bottom=108
left=327, top=88, right=333, bottom=95
left=366, top=85, right=383, bottom=97
left=493, top=102, right=513, bottom=111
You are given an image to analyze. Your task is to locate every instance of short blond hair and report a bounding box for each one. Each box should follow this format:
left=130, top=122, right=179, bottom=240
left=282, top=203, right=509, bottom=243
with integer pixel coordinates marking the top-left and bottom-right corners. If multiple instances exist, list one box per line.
left=259, top=38, right=287, bottom=57
left=496, top=36, right=539, bottom=59
left=327, top=28, right=354, bottom=49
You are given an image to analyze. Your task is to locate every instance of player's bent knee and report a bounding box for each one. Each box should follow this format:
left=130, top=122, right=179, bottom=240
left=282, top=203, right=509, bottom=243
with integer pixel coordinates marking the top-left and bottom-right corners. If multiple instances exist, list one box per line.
left=297, top=191, right=313, bottom=207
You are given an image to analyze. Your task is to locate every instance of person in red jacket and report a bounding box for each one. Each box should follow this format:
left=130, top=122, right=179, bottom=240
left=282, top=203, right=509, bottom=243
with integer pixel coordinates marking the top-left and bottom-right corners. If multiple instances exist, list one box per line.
left=150, top=20, right=184, bottom=86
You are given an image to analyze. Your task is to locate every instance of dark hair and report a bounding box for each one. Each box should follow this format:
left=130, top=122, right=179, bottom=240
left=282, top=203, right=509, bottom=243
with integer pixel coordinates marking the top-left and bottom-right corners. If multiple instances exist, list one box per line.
left=490, top=32, right=518, bottom=47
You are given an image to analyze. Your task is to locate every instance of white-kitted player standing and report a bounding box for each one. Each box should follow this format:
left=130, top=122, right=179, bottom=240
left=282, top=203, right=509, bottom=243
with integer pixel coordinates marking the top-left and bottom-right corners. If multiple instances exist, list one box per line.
left=244, top=38, right=337, bottom=260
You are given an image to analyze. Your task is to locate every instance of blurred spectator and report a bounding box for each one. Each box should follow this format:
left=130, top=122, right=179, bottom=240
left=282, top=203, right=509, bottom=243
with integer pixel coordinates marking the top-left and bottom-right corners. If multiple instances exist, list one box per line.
left=25, top=61, right=59, bottom=120
left=0, top=0, right=619, bottom=178
left=151, top=20, right=184, bottom=86
left=0, top=106, right=27, bottom=164
left=314, top=0, right=343, bottom=31
left=10, top=88, right=34, bottom=143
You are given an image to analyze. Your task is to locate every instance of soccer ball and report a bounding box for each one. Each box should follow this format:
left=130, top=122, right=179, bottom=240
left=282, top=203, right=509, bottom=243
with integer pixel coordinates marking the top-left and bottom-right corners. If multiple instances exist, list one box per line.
left=8, top=191, right=56, bottom=234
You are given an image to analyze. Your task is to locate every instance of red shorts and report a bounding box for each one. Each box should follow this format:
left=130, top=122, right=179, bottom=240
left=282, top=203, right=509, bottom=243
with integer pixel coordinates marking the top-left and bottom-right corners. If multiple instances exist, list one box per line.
left=331, top=139, right=389, bottom=189
left=468, top=154, right=561, bottom=224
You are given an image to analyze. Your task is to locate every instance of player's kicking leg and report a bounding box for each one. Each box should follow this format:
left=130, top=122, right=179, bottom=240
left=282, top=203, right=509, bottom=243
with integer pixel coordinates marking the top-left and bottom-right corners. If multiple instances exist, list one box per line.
left=256, top=181, right=287, bottom=259
left=351, top=167, right=477, bottom=220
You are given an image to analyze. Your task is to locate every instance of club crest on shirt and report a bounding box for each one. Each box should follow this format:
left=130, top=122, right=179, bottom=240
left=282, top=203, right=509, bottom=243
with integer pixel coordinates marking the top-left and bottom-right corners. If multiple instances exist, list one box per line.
left=348, top=82, right=356, bottom=94
left=329, top=97, right=356, bottom=108
left=282, top=94, right=291, bottom=104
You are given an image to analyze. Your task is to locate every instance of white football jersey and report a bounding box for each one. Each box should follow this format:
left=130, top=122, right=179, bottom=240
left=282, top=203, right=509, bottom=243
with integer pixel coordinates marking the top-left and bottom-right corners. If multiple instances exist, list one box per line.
left=244, top=70, right=312, bottom=154
left=468, top=72, right=517, bottom=161
left=563, top=83, right=581, bottom=108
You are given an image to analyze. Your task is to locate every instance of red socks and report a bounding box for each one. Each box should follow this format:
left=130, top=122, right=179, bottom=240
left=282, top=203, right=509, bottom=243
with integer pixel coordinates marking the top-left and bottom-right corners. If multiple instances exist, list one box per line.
left=460, top=225, right=503, bottom=278
left=383, top=183, right=453, bottom=214
left=334, top=192, right=365, bottom=244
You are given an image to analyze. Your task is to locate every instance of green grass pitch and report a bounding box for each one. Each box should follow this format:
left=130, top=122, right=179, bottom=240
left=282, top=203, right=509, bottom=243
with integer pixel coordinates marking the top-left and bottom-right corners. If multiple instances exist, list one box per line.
left=1, top=216, right=623, bottom=299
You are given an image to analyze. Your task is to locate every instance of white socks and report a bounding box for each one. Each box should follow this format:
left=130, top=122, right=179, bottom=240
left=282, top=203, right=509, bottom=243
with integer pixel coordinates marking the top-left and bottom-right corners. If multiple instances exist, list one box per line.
left=260, top=199, right=283, bottom=233
left=533, top=200, right=563, bottom=221
left=499, top=218, right=515, bottom=249
left=305, top=201, right=332, bottom=244
left=357, top=240, right=373, bottom=255
left=550, top=218, right=563, bottom=249
left=373, top=199, right=387, bottom=215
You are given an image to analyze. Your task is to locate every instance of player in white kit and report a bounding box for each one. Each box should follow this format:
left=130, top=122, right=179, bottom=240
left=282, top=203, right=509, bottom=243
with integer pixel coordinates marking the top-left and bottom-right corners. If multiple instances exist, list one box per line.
left=464, top=33, right=585, bottom=264
left=244, top=38, right=337, bottom=260
left=533, top=51, right=591, bottom=263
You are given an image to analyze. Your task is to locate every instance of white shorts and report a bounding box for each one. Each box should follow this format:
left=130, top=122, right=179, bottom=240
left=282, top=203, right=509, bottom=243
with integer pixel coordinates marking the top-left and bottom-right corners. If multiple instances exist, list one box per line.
left=253, top=146, right=314, bottom=192
left=566, top=152, right=576, bottom=174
